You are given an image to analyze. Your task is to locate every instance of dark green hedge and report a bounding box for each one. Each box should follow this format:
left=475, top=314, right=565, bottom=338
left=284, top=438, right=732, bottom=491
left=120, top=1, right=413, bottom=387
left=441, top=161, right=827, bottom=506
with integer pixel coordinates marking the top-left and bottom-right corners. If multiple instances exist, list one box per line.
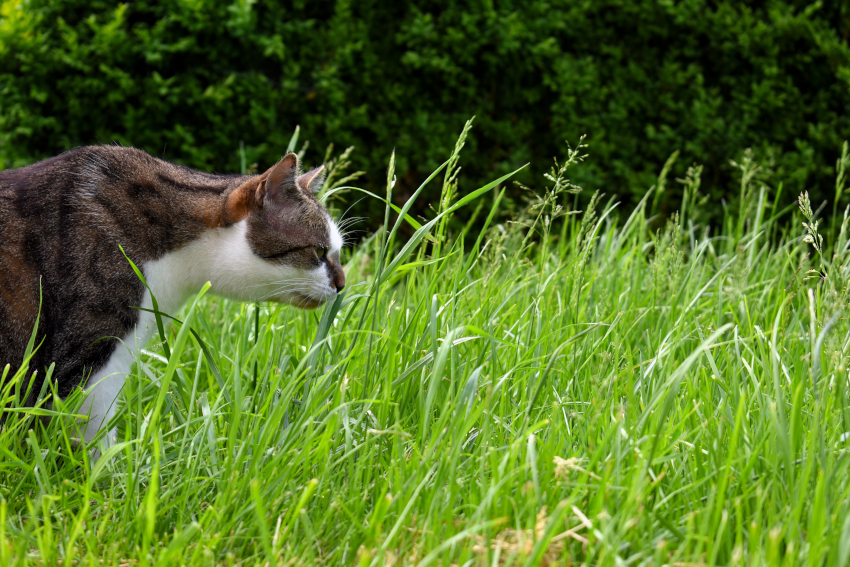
left=2, top=0, right=849, bottom=223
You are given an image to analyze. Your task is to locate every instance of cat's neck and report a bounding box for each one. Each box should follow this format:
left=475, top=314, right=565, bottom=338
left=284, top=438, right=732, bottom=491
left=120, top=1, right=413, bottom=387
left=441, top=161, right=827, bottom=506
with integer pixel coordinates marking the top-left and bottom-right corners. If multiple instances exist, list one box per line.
left=142, top=219, right=304, bottom=313
left=75, top=146, right=257, bottom=263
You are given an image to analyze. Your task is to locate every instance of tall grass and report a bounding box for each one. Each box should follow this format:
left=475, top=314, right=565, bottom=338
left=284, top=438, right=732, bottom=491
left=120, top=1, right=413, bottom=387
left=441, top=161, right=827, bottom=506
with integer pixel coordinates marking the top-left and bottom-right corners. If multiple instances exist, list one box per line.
left=2, top=128, right=850, bottom=566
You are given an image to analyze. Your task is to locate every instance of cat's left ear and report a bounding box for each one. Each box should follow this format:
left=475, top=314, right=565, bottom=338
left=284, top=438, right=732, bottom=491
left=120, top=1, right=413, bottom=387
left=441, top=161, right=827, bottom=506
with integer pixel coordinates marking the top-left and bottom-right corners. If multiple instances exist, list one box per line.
left=258, top=152, right=299, bottom=206
left=297, top=165, right=325, bottom=194
left=223, top=153, right=298, bottom=224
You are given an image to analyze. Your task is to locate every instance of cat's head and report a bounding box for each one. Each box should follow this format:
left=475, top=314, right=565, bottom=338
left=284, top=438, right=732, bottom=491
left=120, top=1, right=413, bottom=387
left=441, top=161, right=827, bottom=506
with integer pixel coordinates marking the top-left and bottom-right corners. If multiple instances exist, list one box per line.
left=223, top=153, right=345, bottom=309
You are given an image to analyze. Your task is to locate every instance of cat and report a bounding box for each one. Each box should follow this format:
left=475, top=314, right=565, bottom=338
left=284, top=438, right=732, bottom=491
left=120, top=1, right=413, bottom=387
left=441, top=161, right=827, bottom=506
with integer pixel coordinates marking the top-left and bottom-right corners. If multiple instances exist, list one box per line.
left=0, top=146, right=345, bottom=447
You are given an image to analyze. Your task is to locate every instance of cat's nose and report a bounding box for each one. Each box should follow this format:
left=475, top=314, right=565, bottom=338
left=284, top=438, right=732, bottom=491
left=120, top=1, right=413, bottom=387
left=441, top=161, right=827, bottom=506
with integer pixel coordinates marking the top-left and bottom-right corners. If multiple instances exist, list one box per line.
left=334, top=267, right=346, bottom=292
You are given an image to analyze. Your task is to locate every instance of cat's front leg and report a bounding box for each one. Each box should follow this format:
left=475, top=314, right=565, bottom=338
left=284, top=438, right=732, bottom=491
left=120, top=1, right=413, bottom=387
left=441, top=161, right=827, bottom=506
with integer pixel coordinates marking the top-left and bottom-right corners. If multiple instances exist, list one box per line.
left=78, top=341, right=138, bottom=450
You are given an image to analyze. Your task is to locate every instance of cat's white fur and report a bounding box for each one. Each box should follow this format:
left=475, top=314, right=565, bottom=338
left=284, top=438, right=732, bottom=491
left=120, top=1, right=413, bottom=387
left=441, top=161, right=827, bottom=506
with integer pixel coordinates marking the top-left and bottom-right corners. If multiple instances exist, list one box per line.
left=79, top=217, right=343, bottom=446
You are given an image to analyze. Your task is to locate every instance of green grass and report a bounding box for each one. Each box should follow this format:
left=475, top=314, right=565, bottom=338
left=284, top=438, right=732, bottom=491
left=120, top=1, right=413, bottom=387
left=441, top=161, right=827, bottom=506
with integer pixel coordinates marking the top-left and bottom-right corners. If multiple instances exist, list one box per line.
left=3, top=133, right=850, bottom=566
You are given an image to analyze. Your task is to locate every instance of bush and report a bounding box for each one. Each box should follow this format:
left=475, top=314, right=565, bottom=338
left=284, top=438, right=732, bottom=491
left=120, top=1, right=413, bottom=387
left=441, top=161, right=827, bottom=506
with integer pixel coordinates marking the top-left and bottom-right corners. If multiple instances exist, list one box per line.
left=2, top=0, right=849, bottom=223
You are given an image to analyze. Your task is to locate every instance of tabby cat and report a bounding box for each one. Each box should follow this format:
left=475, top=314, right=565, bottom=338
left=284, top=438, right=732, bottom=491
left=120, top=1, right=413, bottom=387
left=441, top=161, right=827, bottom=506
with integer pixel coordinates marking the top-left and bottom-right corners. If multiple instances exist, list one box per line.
left=0, top=146, right=345, bottom=446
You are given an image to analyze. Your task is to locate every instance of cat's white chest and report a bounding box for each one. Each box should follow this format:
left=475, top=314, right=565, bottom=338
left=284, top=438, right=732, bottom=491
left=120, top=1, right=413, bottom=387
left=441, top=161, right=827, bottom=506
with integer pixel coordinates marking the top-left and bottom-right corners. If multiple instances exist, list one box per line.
left=79, top=288, right=159, bottom=444
left=77, top=222, right=246, bottom=443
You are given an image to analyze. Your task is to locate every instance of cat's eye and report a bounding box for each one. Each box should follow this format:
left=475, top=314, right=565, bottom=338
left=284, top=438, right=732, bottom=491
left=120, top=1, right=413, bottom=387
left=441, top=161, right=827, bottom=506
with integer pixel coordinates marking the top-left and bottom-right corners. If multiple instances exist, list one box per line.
left=315, top=247, right=327, bottom=260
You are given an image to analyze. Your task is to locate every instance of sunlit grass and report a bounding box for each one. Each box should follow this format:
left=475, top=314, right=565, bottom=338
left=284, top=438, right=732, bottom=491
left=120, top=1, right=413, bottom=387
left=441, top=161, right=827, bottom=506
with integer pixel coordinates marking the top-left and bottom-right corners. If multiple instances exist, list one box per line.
left=3, top=132, right=850, bottom=566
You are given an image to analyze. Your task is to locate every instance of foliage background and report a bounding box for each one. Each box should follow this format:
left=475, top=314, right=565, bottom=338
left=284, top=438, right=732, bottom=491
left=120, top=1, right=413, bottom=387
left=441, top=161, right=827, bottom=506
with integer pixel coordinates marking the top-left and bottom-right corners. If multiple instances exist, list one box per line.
left=1, top=0, right=849, bottom=223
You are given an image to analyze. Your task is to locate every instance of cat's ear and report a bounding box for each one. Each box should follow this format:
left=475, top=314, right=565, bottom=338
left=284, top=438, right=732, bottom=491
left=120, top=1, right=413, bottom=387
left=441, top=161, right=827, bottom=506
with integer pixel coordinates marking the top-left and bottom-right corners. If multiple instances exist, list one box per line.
left=222, top=153, right=299, bottom=224
left=297, top=165, right=325, bottom=194
left=259, top=152, right=299, bottom=206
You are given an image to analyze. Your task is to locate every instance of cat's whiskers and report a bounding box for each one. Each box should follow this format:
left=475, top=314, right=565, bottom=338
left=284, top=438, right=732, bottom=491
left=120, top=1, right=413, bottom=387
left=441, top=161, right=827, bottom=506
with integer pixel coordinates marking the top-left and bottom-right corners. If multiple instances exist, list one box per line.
left=259, top=283, right=334, bottom=300
left=340, top=231, right=364, bottom=247
left=242, top=277, right=316, bottom=290
left=332, top=204, right=366, bottom=249
left=336, top=223, right=365, bottom=240
left=255, top=282, right=333, bottom=303
left=252, top=281, right=319, bottom=296
left=336, top=198, right=367, bottom=227
left=336, top=217, right=366, bottom=231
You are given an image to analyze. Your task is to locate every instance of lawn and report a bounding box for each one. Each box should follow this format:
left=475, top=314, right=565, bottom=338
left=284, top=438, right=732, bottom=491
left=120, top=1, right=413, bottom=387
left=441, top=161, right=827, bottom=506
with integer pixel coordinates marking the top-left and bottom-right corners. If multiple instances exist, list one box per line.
left=2, top=131, right=850, bottom=566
